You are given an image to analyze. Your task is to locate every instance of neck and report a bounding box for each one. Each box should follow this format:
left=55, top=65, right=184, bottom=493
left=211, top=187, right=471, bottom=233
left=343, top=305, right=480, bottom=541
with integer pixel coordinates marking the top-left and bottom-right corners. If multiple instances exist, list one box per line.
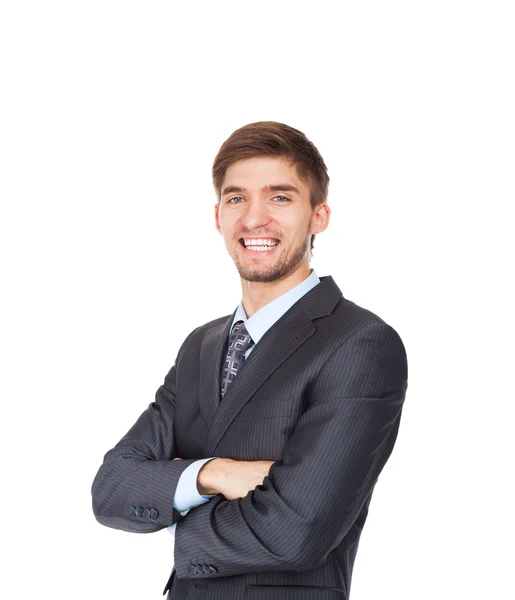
left=240, top=262, right=311, bottom=318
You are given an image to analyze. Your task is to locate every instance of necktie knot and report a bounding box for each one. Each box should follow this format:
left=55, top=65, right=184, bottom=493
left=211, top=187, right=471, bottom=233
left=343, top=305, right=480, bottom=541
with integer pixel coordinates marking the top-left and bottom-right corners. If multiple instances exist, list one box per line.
left=220, top=320, right=254, bottom=399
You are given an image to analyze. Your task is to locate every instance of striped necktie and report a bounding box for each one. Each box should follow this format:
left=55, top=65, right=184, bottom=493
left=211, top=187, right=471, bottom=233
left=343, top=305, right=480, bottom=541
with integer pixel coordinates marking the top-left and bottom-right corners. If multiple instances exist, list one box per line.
left=220, top=320, right=254, bottom=399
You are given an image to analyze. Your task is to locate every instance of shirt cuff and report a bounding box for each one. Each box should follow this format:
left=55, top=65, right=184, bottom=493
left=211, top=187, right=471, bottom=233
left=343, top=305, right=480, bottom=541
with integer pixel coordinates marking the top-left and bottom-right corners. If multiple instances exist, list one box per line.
left=172, top=457, right=218, bottom=513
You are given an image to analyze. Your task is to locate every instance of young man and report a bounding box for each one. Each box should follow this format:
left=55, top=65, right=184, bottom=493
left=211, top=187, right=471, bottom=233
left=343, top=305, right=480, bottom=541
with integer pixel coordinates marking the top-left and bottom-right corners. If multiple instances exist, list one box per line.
left=92, top=121, right=408, bottom=599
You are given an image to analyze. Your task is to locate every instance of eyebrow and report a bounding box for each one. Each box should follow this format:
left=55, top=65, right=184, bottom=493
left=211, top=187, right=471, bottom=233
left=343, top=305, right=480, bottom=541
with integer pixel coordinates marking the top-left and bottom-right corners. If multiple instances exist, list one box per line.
left=221, top=184, right=300, bottom=197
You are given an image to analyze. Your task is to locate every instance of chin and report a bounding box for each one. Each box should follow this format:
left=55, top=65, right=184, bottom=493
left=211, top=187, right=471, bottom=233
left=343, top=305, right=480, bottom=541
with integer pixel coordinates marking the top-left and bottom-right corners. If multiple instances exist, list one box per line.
left=240, top=271, right=279, bottom=283
left=231, top=236, right=309, bottom=283
left=236, top=260, right=293, bottom=284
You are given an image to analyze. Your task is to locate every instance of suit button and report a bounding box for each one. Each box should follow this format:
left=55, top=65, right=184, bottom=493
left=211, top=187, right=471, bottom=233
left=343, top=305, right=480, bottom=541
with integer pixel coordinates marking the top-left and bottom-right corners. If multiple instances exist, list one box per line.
left=143, top=508, right=150, bottom=518
left=130, top=506, right=137, bottom=516
left=202, top=565, right=211, bottom=574
left=208, top=565, right=217, bottom=574
left=188, top=565, right=198, bottom=575
left=135, top=507, right=143, bottom=517
left=150, top=508, right=158, bottom=519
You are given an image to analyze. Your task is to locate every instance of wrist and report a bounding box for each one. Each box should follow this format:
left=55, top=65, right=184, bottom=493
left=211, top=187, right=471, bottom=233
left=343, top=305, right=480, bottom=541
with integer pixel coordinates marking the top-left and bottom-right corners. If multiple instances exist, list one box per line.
left=197, top=458, right=228, bottom=495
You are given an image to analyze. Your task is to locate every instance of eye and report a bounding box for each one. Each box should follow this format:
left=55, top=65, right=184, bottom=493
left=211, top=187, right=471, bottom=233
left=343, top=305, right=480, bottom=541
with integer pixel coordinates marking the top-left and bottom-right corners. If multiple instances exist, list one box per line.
left=227, top=195, right=290, bottom=204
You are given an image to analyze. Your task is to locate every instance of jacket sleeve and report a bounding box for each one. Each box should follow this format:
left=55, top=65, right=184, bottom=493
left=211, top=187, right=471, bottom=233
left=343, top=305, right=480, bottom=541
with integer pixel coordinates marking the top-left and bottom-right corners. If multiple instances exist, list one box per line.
left=91, top=328, right=201, bottom=533
left=173, top=321, right=408, bottom=578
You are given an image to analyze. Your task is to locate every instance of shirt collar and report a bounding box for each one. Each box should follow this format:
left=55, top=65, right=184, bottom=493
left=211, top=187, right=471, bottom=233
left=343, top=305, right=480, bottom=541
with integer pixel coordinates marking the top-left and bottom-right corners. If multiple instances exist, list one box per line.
left=230, top=268, right=320, bottom=344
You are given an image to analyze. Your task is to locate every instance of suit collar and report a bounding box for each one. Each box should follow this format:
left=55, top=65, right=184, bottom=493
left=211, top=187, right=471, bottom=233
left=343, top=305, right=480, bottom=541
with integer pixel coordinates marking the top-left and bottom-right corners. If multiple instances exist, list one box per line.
left=199, top=275, right=343, bottom=455
left=229, top=268, right=321, bottom=345
left=294, top=274, right=343, bottom=320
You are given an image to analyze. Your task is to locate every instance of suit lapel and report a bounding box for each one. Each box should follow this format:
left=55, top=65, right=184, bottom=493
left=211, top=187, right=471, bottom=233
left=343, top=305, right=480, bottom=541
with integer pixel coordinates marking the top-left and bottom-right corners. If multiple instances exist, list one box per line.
left=205, top=309, right=316, bottom=456
left=199, top=308, right=236, bottom=429
left=200, top=275, right=343, bottom=456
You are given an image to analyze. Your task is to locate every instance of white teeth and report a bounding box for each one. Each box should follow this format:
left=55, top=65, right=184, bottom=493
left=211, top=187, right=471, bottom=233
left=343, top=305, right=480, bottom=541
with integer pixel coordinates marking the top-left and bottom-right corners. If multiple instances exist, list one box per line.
left=243, top=238, right=279, bottom=247
left=246, top=245, right=276, bottom=252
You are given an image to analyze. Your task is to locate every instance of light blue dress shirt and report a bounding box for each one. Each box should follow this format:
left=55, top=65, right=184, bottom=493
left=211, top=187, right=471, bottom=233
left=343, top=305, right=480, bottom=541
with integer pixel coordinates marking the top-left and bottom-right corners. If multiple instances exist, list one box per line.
left=167, top=268, right=320, bottom=545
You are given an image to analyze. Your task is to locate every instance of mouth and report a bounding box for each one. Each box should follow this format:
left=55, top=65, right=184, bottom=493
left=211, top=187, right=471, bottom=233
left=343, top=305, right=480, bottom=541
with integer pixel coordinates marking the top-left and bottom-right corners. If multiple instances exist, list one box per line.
left=239, top=237, right=281, bottom=254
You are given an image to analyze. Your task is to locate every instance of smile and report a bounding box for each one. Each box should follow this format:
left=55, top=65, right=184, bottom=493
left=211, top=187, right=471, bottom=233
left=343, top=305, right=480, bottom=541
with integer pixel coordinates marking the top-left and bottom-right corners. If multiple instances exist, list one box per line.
left=239, top=238, right=280, bottom=253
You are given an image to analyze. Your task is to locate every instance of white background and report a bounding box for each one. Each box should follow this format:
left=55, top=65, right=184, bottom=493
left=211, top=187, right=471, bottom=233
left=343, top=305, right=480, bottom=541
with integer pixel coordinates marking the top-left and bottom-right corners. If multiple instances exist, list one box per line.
left=1, top=2, right=513, bottom=599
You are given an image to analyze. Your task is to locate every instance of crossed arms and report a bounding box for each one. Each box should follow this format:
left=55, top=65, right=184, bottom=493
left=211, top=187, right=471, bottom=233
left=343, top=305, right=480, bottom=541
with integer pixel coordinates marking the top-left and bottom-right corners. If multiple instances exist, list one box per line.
left=92, top=321, right=407, bottom=579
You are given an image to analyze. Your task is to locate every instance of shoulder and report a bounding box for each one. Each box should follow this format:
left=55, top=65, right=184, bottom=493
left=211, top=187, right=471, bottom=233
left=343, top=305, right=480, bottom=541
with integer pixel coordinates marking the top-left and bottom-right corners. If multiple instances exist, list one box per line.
left=313, top=298, right=408, bottom=397
left=177, top=313, right=232, bottom=354
left=322, top=295, right=396, bottom=337
left=318, top=296, right=407, bottom=363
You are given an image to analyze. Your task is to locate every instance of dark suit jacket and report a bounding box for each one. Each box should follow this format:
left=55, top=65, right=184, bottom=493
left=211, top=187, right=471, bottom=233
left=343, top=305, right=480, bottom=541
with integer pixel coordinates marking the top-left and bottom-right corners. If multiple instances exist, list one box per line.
left=92, top=275, right=408, bottom=599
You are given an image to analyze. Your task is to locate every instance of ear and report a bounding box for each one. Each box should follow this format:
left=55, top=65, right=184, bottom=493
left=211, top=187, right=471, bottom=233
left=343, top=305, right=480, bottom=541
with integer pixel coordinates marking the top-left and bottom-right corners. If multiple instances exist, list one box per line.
left=214, top=203, right=222, bottom=234
left=310, top=203, right=331, bottom=235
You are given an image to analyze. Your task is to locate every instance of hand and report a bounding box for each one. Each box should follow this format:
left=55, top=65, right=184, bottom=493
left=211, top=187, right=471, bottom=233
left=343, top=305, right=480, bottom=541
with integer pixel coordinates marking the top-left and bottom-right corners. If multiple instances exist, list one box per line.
left=197, top=458, right=275, bottom=500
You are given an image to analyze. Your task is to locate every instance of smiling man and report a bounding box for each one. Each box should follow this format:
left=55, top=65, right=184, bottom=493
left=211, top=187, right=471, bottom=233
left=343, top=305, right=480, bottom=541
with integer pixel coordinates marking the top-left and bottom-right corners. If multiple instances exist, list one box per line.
left=216, top=154, right=328, bottom=309
left=92, top=121, right=408, bottom=600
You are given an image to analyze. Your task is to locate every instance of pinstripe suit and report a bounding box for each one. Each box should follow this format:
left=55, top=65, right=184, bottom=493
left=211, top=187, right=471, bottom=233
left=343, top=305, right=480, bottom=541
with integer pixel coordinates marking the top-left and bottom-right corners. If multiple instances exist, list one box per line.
left=92, top=275, right=408, bottom=599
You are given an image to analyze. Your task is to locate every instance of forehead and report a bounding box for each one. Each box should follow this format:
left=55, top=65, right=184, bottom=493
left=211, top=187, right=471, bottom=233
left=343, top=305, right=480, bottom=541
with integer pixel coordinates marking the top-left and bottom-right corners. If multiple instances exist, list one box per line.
left=222, top=156, right=308, bottom=192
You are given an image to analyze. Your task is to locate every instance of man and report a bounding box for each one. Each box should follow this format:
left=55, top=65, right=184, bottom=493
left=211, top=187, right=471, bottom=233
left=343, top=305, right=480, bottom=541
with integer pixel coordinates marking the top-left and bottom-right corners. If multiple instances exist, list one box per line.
left=92, top=121, right=408, bottom=599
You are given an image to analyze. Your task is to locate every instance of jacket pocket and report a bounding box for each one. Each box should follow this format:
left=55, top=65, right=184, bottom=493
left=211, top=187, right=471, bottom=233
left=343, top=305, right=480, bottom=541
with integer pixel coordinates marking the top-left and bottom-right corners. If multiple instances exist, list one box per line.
left=246, top=584, right=347, bottom=599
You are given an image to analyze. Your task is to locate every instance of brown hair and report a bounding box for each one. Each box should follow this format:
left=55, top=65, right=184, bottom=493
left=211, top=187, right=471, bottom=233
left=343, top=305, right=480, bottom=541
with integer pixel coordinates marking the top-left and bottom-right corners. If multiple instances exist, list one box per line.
left=212, top=121, right=330, bottom=254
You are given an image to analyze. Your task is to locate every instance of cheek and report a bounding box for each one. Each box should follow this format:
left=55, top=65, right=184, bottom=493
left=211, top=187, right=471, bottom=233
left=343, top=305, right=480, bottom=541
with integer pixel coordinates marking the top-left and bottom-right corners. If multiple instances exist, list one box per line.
left=217, top=215, right=236, bottom=237
left=282, top=214, right=310, bottom=238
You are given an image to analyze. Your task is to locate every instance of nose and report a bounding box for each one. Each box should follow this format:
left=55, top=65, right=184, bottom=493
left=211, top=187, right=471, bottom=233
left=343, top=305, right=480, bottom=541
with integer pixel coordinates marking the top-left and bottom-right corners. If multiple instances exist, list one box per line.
left=239, top=197, right=273, bottom=231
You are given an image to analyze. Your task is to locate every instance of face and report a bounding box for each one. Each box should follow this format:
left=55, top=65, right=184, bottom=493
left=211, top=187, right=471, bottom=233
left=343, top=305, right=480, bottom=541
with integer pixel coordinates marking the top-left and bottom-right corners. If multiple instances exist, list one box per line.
left=215, top=156, right=329, bottom=283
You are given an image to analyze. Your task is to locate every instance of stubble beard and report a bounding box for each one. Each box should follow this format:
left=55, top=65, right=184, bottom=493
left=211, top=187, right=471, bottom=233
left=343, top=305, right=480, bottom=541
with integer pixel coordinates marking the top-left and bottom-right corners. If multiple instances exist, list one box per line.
left=231, top=229, right=312, bottom=284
